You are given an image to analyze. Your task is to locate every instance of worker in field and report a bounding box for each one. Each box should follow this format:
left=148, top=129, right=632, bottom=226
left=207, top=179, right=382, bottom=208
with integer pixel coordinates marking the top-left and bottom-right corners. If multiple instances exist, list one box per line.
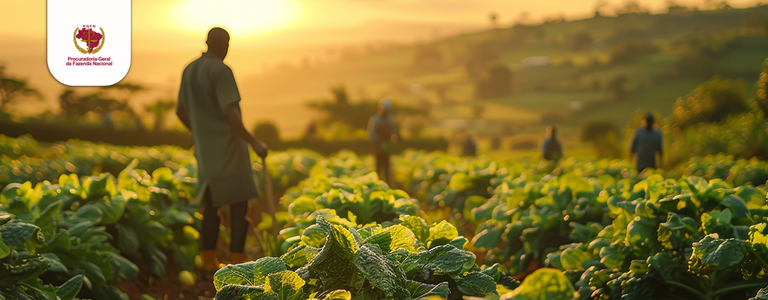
left=368, top=98, right=400, bottom=185
left=540, top=126, right=563, bottom=162
left=176, top=27, right=269, bottom=279
left=462, top=134, right=477, bottom=157
left=630, top=113, right=663, bottom=172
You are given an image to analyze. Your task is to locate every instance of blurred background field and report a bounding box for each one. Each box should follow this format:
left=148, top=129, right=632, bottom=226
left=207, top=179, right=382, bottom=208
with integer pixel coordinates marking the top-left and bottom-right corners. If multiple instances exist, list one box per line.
left=2, top=1, right=768, bottom=163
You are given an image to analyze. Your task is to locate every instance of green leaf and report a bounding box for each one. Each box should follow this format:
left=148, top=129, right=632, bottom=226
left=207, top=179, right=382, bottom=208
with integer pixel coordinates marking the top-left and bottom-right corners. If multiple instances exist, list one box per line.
left=471, top=221, right=505, bottom=250
left=116, top=223, right=139, bottom=258
left=92, top=285, right=129, bottom=300
left=701, top=209, right=734, bottom=237
left=506, top=268, right=575, bottom=300
left=280, top=245, right=308, bottom=269
left=399, top=215, right=429, bottom=243
left=352, top=244, right=409, bottom=299
left=721, top=195, right=751, bottom=221
left=264, top=270, right=306, bottom=300
left=689, top=235, right=747, bottom=275
left=0, top=233, right=10, bottom=259
left=321, top=290, right=352, bottom=300
left=427, top=220, right=458, bottom=248
left=141, top=243, right=168, bottom=279
left=81, top=174, right=117, bottom=200
left=89, top=195, right=127, bottom=225
left=560, top=244, right=596, bottom=271
left=406, top=281, right=450, bottom=299
left=215, top=285, right=268, bottom=300
left=625, top=217, right=658, bottom=257
left=0, top=222, right=44, bottom=248
left=57, top=274, right=84, bottom=300
left=362, top=225, right=417, bottom=253
left=214, top=257, right=287, bottom=291
left=300, top=224, right=327, bottom=248
left=402, top=245, right=476, bottom=278
left=40, top=253, right=67, bottom=273
left=455, top=272, right=497, bottom=296
left=103, top=251, right=140, bottom=280
left=308, top=219, right=360, bottom=289
left=33, top=201, right=60, bottom=240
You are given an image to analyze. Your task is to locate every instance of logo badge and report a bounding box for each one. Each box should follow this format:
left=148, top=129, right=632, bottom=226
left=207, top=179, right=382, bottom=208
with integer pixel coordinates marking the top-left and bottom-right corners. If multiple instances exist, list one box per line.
left=74, top=26, right=105, bottom=54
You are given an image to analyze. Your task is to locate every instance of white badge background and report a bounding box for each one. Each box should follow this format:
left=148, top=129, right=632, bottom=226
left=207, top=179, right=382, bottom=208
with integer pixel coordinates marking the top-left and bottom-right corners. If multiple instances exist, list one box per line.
left=47, top=0, right=131, bottom=86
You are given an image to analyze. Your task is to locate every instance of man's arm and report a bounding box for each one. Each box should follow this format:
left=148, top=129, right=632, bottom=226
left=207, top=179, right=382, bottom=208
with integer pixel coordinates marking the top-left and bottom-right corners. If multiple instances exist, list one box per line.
left=176, top=105, right=192, bottom=131
left=222, top=103, right=268, bottom=158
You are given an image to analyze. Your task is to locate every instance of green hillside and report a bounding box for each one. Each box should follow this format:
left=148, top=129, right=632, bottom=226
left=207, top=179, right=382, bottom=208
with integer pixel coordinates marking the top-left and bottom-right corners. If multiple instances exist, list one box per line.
left=246, top=5, right=768, bottom=143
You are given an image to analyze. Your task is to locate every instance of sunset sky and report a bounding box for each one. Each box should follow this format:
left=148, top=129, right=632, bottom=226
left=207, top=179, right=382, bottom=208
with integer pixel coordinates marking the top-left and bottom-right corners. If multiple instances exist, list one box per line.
left=0, top=0, right=763, bottom=134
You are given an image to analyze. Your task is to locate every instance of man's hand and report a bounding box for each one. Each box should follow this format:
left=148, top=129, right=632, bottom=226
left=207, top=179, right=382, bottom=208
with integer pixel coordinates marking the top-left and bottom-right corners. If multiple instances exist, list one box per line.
left=251, top=139, right=269, bottom=158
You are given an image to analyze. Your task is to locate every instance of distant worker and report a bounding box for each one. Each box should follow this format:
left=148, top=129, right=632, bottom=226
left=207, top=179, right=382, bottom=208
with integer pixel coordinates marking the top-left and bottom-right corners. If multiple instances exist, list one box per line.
left=176, top=27, right=269, bottom=279
left=630, top=113, right=663, bottom=172
left=304, top=122, right=318, bottom=141
left=462, top=135, right=477, bottom=157
left=541, top=126, right=562, bottom=162
left=368, top=98, right=400, bottom=185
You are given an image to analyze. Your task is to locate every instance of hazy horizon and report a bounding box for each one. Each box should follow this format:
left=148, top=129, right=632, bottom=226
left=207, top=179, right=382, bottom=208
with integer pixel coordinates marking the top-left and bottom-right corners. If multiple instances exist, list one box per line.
left=0, top=0, right=764, bottom=137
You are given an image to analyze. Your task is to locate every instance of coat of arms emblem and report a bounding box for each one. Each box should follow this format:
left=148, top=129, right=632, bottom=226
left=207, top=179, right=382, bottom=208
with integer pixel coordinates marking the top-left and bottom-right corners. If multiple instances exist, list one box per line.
left=73, top=27, right=105, bottom=54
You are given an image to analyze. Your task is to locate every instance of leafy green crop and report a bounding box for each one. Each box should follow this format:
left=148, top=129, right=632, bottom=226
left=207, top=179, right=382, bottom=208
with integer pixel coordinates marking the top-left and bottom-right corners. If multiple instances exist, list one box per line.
left=214, top=214, right=518, bottom=300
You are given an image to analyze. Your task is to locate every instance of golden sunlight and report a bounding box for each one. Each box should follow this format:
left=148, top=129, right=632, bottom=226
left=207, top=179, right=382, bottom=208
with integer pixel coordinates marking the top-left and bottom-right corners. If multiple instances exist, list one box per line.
left=170, top=0, right=301, bottom=37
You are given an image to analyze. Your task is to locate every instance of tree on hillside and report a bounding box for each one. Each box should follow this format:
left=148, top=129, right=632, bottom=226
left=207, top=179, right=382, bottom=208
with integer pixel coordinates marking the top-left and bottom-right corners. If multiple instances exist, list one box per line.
left=672, top=76, right=749, bottom=129
left=568, top=32, right=594, bottom=52
left=144, top=98, right=176, bottom=133
left=475, top=63, right=513, bottom=100
left=489, top=12, right=499, bottom=28
left=0, top=64, right=42, bottom=114
left=464, top=41, right=503, bottom=79
left=58, top=89, right=127, bottom=119
left=252, top=121, right=281, bottom=147
left=758, top=58, right=768, bottom=117
left=307, top=85, right=429, bottom=131
left=580, top=119, right=623, bottom=158
left=607, top=75, right=629, bottom=100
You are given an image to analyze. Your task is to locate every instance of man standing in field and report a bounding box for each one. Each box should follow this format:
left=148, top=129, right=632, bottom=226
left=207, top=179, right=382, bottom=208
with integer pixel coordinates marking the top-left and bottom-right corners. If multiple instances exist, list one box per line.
left=176, top=27, right=268, bottom=278
left=630, top=113, right=663, bottom=172
left=368, top=99, right=400, bottom=185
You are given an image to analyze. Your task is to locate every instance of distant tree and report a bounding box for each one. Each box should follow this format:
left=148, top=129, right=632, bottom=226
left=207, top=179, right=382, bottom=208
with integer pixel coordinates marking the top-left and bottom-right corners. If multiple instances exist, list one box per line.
left=252, top=121, right=281, bottom=147
left=580, top=119, right=623, bottom=158
left=464, top=41, right=503, bottom=78
left=758, top=58, right=768, bottom=117
left=673, top=76, right=749, bottom=129
left=607, top=75, right=629, bottom=100
left=568, top=32, right=594, bottom=52
left=610, top=43, right=659, bottom=64
left=307, top=85, right=428, bottom=131
left=144, top=98, right=176, bottom=133
left=475, top=64, right=513, bottom=100
left=0, top=64, right=42, bottom=113
left=330, top=85, right=349, bottom=105
left=675, top=51, right=716, bottom=79
left=489, top=12, right=499, bottom=28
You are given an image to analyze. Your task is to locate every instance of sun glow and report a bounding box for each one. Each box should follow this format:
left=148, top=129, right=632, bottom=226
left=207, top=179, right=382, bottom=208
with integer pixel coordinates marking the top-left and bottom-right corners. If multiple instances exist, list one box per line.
left=171, top=0, right=300, bottom=37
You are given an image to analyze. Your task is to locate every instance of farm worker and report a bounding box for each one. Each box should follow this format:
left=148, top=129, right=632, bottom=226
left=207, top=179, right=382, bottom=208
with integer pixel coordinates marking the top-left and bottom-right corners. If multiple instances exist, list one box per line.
left=176, top=27, right=269, bottom=277
left=462, top=135, right=477, bottom=157
left=367, top=98, right=400, bottom=185
left=540, top=126, right=562, bottom=162
left=630, top=113, right=663, bottom=172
